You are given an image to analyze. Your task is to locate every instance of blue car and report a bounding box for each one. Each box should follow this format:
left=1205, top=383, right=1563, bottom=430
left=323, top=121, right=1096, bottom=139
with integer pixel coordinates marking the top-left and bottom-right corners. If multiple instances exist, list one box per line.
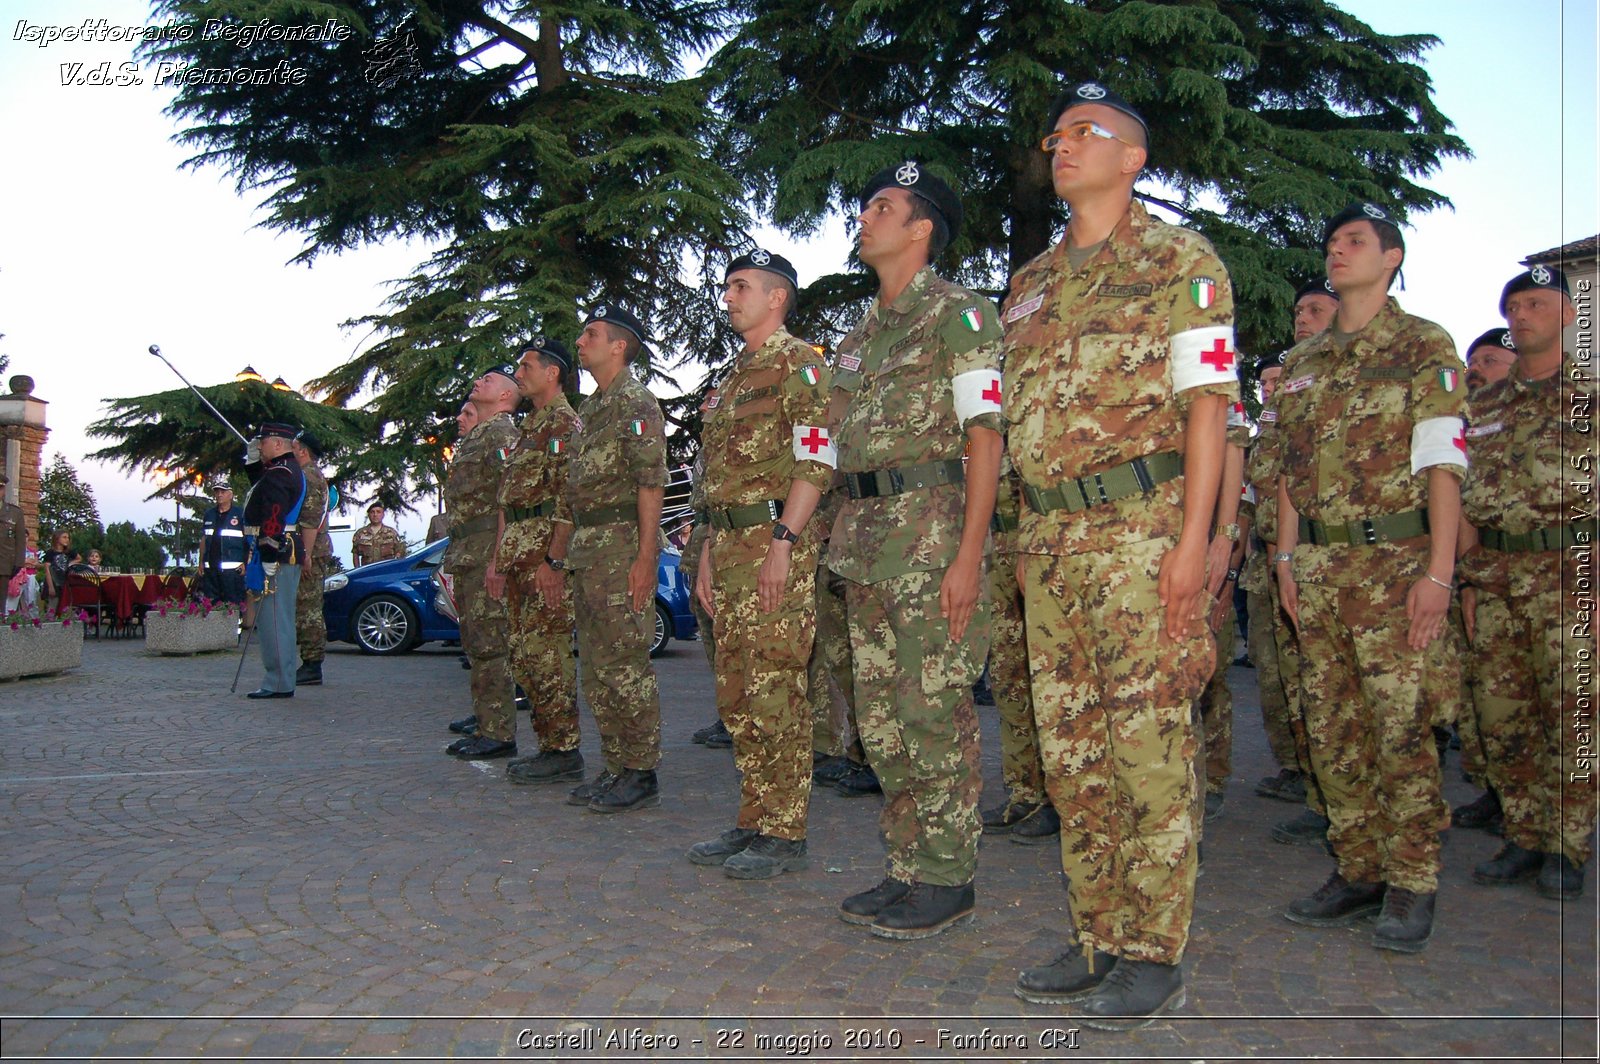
left=323, top=538, right=698, bottom=657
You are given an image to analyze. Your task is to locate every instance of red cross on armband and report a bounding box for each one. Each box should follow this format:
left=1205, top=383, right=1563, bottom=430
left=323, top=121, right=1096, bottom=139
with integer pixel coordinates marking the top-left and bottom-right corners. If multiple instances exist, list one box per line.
left=801, top=427, right=830, bottom=454
left=1452, top=430, right=1466, bottom=454
left=981, top=378, right=1002, bottom=404
left=1201, top=338, right=1236, bottom=372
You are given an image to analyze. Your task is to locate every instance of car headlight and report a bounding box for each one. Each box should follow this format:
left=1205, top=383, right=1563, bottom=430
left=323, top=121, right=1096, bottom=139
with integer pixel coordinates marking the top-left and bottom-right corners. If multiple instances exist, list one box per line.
left=324, top=573, right=349, bottom=592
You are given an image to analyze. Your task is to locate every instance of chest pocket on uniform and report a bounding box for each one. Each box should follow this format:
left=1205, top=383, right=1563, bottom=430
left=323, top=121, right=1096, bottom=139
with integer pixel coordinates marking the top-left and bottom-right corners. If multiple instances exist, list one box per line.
left=1071, top=294, right=1166, bottom=407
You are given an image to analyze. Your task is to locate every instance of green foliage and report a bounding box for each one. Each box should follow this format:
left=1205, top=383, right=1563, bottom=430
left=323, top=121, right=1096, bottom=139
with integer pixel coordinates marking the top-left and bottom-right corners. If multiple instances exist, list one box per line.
left=38, top=454, right=100, bottom=545
left=69, top=521, right=169, bottom=571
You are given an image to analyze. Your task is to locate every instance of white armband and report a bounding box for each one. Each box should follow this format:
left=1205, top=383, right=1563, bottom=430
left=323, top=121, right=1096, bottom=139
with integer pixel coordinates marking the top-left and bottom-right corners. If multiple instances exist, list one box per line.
left=1172, top=325, right=1238, bottom=392
left=952, top=369, right=1003, bottom=424
left=792, top=425, right=837, bottom=468
left=1411, top=416, right=1467, bottom=474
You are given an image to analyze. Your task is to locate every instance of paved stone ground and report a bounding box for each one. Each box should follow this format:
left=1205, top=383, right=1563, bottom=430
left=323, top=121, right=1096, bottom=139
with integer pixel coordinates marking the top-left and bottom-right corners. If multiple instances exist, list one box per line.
left=0, top=631, right=1595, bottom=1062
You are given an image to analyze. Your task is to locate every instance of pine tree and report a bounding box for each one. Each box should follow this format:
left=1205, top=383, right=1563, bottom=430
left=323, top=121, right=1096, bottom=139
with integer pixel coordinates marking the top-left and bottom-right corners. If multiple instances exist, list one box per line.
left=38, top=454, right=101, bottom=545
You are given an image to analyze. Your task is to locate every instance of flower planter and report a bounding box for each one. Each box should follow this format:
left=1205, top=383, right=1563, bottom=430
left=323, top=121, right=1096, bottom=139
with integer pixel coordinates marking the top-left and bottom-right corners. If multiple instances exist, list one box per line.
left=145, top=610, right=239, bottom=655
left=0, top=619, right=84, bottom=680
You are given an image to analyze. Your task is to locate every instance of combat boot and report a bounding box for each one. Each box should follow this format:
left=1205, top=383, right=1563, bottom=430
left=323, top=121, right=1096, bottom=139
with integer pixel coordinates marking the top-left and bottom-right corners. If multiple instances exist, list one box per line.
left=838, top=878, right=912, bottom=925
left=1271, top=809, right=1330, bottom=847
left=1076, top=960, right=1185, bottom=1031
left=1010, top=803, right=1061, bottom=846
left=1451, top=790, right=1502, bottom=832
left=1255, top=768, right=1300, bottom=799
left=870, top=881, right=975, bottom=940
left=691, top=718, right=726, bottom=745
left=588, top=768, right=659, bottom=813
left=447, top=715, right=478, bottom=735
left=702, top=722, right=733, bottom=749
left=687, top=827, right=759, bottom=865
left=813, top=754, right=854, bottom=789
left=1283, top=872, right=1385, bottom=927
left=1536, top=853, right=1584, bottom=901
left=1371, top=888, right=1435, bottom=952
left=1014, top=948, right=1117, bottom=1005
left=1204, top=790, right=1225, bottom=821
left=723, top=835, right=809, bottom=880
left=447, top=735, right=516, bottom=760
left=566, top=770, right=617, bottom=807
left=833, top=762, right=882, bottom=796
left=506, top=748, right=584, bottom=785
left=981, top=797, right=1042, bottom=834
left=1471, top=842, right=1542, bottom=886
left=294, top=660, right=323, bottom=686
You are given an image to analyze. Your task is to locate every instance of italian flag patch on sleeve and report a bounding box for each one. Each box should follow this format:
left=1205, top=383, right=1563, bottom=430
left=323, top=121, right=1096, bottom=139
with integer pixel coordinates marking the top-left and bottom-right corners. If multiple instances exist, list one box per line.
left=548, top=438, right=565, bottom=455
left=629, top=420, right=646, bottom=436
left=800, top=365, right=821, bottom=386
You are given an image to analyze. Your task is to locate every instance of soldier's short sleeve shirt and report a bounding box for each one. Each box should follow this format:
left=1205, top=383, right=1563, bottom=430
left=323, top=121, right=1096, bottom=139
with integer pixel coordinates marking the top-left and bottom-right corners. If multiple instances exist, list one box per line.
left=1001, top=200, right=1239, bottom=555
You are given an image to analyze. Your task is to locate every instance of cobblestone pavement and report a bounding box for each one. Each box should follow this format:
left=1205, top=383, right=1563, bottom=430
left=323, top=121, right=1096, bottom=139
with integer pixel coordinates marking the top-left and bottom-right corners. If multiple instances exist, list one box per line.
left=0, top=632, right=1595, bottom=1062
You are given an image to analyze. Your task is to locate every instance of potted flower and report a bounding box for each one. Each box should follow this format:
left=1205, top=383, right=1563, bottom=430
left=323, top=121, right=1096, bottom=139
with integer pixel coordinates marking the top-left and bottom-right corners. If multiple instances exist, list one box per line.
left=0, top=608, right=85, bottom=680
left=144, top=596, right=240, bottom=656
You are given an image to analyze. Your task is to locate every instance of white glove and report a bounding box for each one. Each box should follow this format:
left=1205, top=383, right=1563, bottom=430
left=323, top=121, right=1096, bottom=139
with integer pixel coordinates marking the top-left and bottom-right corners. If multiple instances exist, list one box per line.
left=245, top=438, right=261, bottom=465
left=263, top=562, right=279, bottom=577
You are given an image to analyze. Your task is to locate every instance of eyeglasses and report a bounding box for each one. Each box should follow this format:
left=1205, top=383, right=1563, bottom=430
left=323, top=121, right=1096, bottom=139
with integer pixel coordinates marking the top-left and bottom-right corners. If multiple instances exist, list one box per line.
left=1040, top=121, right=1136, bottom=153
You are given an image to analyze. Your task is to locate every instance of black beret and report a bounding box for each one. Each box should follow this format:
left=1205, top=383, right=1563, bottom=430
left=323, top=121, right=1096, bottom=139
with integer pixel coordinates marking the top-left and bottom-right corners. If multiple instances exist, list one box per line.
left=259, top=421, right=299, bottom=440
left=726, top=248, right=800, bottom=289
left=1467, top=327, right=1516, bottom=354
left=483, top=363, right=519, bottom=386
left=859, top=161, right=963, bottom=244
left=521, top=335, right=570, bottom=372
left=1048, top=80, right=1149, bottom=137
left=583, top=303, right=649, bottom=347
left=1500, top=265, right=1571, bottom=315
left=292, top=429, right=323, bottom=456
left=1257, top=350, right=1287, bottom=371
left=1294, top=278, right=1340, bottom=304
left=1322, top=202, right=1404, bottom=251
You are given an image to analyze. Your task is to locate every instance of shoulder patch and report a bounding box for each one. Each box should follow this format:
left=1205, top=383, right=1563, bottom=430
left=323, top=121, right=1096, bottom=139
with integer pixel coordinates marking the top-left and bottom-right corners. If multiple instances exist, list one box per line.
left=959, top=306, right=984, bottom=332
left=800, top=365, right=821, bottom=386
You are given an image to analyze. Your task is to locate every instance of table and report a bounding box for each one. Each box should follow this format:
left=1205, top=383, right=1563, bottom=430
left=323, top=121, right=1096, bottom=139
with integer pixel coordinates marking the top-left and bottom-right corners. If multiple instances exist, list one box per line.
left=59, top=574, right=193, bottom=626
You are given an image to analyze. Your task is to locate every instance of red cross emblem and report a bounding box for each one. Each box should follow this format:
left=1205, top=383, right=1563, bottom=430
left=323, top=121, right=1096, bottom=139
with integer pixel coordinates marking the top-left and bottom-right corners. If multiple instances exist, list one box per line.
left=801, top=427, right=830, bottom=454
left=1452, top=430, right=1466, bottom=454
left=981, top=378, right=1002, bottom=404
left=1201, top=338, right=1235, bottom=372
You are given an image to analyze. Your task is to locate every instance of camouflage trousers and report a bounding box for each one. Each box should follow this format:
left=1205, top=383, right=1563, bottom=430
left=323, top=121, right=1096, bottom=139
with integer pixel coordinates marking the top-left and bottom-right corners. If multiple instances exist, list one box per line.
left=1247, top=584, right=1297, bottom=772
left=454, top=562, right=514, bottom=742
left=294, top=557, right=326, bottom=663
left=1472, top=575, right=1598, bottom=865
left=1020, top=539, right=1210, bottom=965
left=809, top=551, right=860, bottom=759
left=1293, top=562, right=1452, bottom=893
left=710, top=531, right=818, bottom=839
left=990, top=555, right=1045, bottom=806
left=572, top=550, right=661, bottom=771
left=1197, top=601, right=1235, bottom=795
left=1450, top=600, right=1490, bottom=789
left=507, top=577, right=579, bottom=753
left=682, top=528, right=716, bottom=672
left=846, top=567, right=988, bottom=887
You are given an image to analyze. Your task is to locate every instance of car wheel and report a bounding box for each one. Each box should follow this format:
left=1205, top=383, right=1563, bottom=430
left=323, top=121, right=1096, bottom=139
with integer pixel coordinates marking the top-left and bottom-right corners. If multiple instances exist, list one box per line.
left=649, top=600, right=671, bottom=658
left=352, top=594, right=418, bottom=655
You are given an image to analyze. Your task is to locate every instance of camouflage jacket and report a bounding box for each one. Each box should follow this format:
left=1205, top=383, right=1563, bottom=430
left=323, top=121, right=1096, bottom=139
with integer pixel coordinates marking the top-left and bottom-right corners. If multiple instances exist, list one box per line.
left=351, top=523, right=404, bottom=567
left=1459, top=350, right=1588, bottom=598
left=443, top=411, right=518, bottom=573
left=828, top=266, right=1004, bottom=584
left=300, top=463, right=333, bottom=562
left=565, top=368, right=667, bottom=569
left=702, top=326, right=834, bottom=560
left=1275, top=297, right=1467, bottom=585
left=1002, top=200, right=1239, bottom=556
left=497, top=394, right=580, bottom=577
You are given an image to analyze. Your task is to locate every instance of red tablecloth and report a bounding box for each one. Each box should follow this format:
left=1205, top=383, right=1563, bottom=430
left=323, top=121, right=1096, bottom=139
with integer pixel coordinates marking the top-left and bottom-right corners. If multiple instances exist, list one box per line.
left=60, top=575, right=192, bottom=622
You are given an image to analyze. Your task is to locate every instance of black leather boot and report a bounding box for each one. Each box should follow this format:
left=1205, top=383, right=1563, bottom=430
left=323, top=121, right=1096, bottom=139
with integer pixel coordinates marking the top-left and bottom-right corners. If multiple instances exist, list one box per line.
left=1471, top=842, right=1542, bottom=886
left=587, top=768, right=659, bottom=813
left=506, top=749, right=584, bottom=785
left=1076, top=959, right=1185, bottom=1031
left=838, top=878, right=911, bottom=925
left=1283, top=872, right=1385, bottom=927
left=1537, top=853, right=1584, bottom=901
left=566, top=770, right=616, bottom=807
left=870, top=882, right=975, bottom=940
left=294, top=660, right=322, bottom=686
left=687, top=827, right=759, bottom=866
left=723, top=835, right=808, bottom=879
left=1014, top=948, right=1117, bottom=1004
left=1371, top=887, right=1436, bottom=952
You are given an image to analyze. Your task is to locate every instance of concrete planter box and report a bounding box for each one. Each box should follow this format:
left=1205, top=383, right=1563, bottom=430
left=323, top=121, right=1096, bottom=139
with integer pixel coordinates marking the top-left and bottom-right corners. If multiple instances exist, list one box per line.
left=0, top=620, right=84, bottom=680
left=145, top=610, right=239, bottom=655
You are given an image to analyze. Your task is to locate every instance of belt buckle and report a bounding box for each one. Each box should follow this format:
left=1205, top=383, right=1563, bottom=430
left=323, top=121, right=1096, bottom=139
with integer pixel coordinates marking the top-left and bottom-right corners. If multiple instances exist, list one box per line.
left=886, top=468, right=905, bottom=495
left=1360, top=520, right=1378, bottom=545
left=1130, top=458, right=1154, bottom=494
left=766, top=500, right=780, bottom=521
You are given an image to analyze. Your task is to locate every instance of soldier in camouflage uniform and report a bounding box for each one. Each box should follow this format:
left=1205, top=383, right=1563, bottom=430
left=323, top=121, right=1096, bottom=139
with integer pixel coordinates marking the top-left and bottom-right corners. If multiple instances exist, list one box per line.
left=351, top=505, right=404, bottom=568
left=1004, top=83, right=1235, bottom=1028
left=686, top=249, right=835, bottom=878
left=1276, top=203, right=1466, bottom=953
left=686, top=444, right=731, bottom=749
left=1461, top=267, right=1595, bottom=901
left=808, top=487, right=877, bottom=794
left=442, top=366, right=523, bottom=760
left=563, top=304, right=669, bottom=814
left=979, top=458, right=1055, bottom=842
left=291, top=432, right=332, bottom=687
left=495, top=337, right=584, bottom=785
left=829, top=161, right=1001, bottom=941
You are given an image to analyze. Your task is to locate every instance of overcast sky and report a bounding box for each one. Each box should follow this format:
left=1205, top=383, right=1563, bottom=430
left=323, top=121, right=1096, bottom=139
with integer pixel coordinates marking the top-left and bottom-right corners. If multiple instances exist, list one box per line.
left=1, top=0, right=1595, bottom=554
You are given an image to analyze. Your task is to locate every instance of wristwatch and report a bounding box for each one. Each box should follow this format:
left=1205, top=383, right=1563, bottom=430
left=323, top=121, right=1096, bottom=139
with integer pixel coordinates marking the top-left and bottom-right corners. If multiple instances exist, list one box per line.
left=545, top=555, right=566, bottom=571
left=1216, top=523, right=1240, bottom=542
left=772, top=522, right=799, bottom=543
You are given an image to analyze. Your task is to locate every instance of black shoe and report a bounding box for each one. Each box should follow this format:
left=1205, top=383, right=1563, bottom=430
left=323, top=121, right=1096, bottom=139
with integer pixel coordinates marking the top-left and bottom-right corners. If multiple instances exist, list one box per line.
left=870, top=881, right=975, bottom=940
left=588, top=768, right=659, bottom=813
left=1256, top=768, right=1305, bottom=802
left=567, top=771, right=617, bottom=806
left=1283, top=872, right=1386, bottom=927
left=691, top=719, right=725, bottom=745
left=1451, top=790, right=1502, bottom=832
left=1371, top=888, right=1436, bottom=952
left=1537, top=853, right=1585, bottom=901
left=1271, top=809, right=1330, bottom=847
left=506, top=748, right=585, bottom=785
left=448, top=735, right=516, bottom=760
left=839, top=878, right=912, bottom=925
left=515, top=695, right=531, bottom=714
left=981, top=797, right=1043, bottom=834
left=458, top=653, right=470, bottom=670
left=1204, top=791, right=1225, bottom=822
left=1010, top=803, right=1061, bottom=846
left=833, top=762, right=882, bottom=796
left=294, top=660, right=323, bottom=686
left=687, top=827, right=760, bottom=866
left=813, top=754, right=854, bottom=788
left=1471, top=842, right=1543, bottom=886
left=723, top=835, right=809, bottom=880
left=447, top=715, right=479, bottom=735
left=1075, top=960, right=1185, bottom=1031
left=246, top=689, right=292, bottom=699
left=702, top=721, right=733, bottom=749
left=1015, top=949, right=1117, bottom=1005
